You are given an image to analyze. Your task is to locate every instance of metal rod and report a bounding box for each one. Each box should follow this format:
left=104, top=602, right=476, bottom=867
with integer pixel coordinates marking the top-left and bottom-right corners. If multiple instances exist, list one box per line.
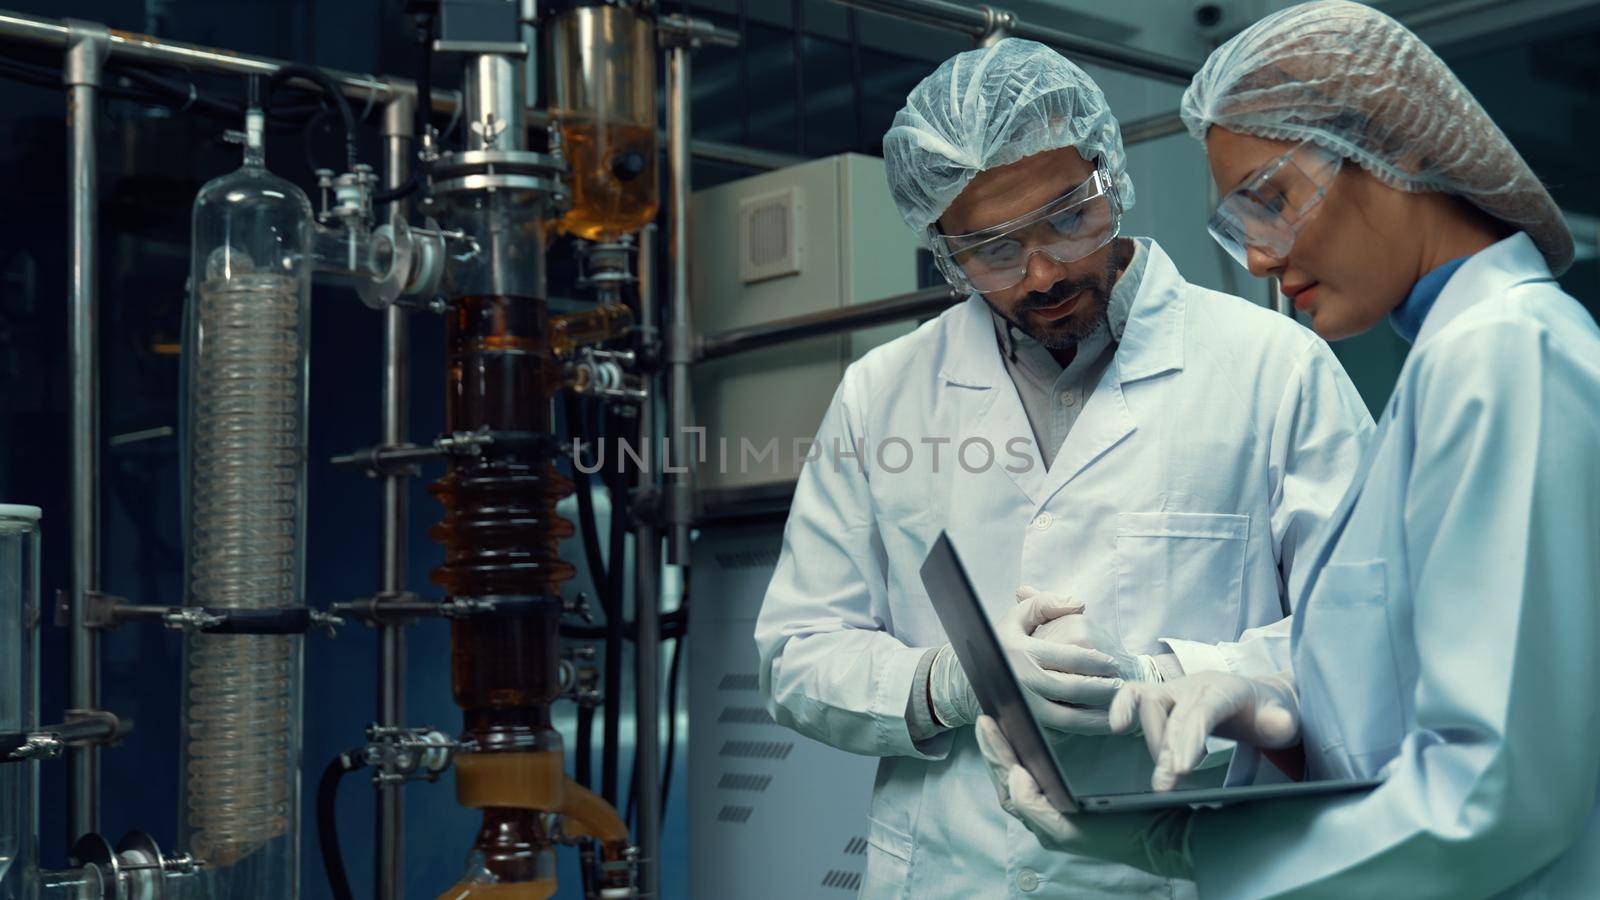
left=827, top=0, right=1200, bottom=84
left=792, top=0, right=805, bottom=156
left=0, top=9, right=460, bottom=114
left=376, top=94, right=413, bottom=900
left=666, top=44, right=693, bottom=567
left=64, top=18, right=106, bottom=844
left=633, top=221, right=661, bottom=900
left=1120, top=110, right=1186, bottom=146
left=699, top=285, right=961, bottom=361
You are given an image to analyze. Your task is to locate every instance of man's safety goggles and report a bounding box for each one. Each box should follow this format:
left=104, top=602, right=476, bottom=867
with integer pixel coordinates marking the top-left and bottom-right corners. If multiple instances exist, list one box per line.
left=1208, top=140, right=1343, bottom=270
left=929, top=167, right=1123, bottom=295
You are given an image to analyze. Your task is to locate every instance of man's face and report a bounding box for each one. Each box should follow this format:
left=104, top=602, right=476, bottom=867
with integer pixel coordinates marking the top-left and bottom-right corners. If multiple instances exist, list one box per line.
left=938, top=147, right=1129, bottom=350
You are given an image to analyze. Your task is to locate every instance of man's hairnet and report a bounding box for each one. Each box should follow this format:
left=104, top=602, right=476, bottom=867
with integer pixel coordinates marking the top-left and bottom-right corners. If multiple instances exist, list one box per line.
left=1181, top=0, right=1573, bottom=275
left=883, top=38, right=1134, bottom=244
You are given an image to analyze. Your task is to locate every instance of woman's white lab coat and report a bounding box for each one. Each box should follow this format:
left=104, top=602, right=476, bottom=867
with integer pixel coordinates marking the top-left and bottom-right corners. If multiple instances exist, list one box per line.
left=1196, top=233, right=1600, bottom=898
left=755, top=240, right=1373, bottom=898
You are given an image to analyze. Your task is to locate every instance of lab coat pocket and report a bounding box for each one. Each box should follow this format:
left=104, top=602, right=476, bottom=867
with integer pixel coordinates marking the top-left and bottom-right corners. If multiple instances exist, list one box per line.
left=1114, top=512, right=1248, bottom=653
left=860, top=815, right=913, bottom=900
left=1296, top=560, right=1405, bottom=758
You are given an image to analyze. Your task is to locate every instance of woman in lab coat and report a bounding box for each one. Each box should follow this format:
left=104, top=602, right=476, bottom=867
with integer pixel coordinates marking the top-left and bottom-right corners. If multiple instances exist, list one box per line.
left=976, top=2, right=1600, bottom=896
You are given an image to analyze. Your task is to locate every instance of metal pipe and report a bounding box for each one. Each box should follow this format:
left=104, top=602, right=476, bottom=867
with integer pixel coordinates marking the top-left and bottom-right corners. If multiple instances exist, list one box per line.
left=376, top=95, right=414, bottom=900
left=633, top=221, right=661, bottom=900
left=666, top=44, right=693, bottom=566
left=64, top=18, right=107, bottom=844
left=699, top=285, right=961, bottom=361
left=1120, top=110, right=1186, bottom=146
left=827, top=0, right=1200, bottom=84
left=0, top=9, right=460, bottom=114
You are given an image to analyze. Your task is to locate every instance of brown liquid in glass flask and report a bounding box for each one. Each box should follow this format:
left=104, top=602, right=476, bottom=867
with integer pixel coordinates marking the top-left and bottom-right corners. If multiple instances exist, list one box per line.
left=431, top=294, right=575, bottom=897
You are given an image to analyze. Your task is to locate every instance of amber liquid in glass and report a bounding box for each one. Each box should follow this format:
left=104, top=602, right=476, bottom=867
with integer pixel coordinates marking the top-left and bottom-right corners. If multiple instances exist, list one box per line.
left=431, top=294, right=576, bottom=890
left=556, top=119, right=659, bottom=242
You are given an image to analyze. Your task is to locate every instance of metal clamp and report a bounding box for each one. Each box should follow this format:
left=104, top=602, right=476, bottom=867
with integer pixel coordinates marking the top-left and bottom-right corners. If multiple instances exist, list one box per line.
left=316, top=165, right=381, bottom=229
left=329, top=593, right=562, bottom=624
left=3, top=709, right=126, bottom=764
left=560, top=646, right=601, bottom=706
left=60, top=831, right=203, bottom=899
left=331, top=427, right=496, bottom=477
left=568, top=348, right=648, bottom=407
left=55, top=590, right=343, bottom=636
left=364, top=724, right=457, bottom=786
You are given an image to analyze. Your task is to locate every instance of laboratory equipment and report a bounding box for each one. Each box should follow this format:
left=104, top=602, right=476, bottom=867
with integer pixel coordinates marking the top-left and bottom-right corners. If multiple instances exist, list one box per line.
left=690, top=154, right=924, bottom=496
left=179, top=99, right=311, bottom=897
left=0, top=506, right=40, bottom=900
left=547, top=2, right=659, bottom=241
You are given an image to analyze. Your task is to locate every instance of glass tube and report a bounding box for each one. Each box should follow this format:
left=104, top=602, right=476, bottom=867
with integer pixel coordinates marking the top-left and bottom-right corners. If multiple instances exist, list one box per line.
left=0, top=506, right=40, bottom=900
left=547, top=4, right=659, bottom=241
left=178, top=107, right=309, bottom=898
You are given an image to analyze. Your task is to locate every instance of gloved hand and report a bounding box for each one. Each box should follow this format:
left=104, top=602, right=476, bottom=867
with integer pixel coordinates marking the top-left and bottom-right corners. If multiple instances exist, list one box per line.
left=1026, top=586, right=1166, bottom=685
left=975, top=715, right=1195, bottom=879
left=997, top=587, right=1127, bottom=733
left=927, top=589, right=1124, bottom=732
left=1109, top=670, right=1301, bottom=791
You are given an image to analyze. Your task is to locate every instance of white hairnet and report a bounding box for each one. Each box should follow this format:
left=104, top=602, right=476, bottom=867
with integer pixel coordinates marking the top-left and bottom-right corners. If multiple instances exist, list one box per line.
left=1182, top=0, right=1573, bottom=275
left=883, top=38, right=1134, bottom=244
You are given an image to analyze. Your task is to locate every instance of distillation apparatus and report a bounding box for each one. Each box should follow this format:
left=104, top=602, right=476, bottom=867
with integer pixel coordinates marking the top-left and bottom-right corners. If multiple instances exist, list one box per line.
left=0, top=0, right=737, bottom=896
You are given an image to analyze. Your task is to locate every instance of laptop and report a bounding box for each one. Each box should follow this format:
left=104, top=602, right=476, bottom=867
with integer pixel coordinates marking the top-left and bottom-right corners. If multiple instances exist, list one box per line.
left=919, top=530, right=1382, bottom=813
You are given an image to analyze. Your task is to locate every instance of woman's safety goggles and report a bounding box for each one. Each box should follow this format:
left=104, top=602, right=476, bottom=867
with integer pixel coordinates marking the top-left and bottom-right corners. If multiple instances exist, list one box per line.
left=929, top=167, right=1123, bottom=294
left=1208, top=140, right=1343, bottom=270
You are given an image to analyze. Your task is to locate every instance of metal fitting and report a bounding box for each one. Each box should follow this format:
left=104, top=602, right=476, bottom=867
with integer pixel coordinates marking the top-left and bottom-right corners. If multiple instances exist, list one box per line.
left=364, top=724, right=458, bottom=785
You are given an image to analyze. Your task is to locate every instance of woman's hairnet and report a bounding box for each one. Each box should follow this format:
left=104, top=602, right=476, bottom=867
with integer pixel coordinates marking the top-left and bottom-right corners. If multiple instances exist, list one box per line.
left=1181, top=0, right=1573, bottom=275
left=883, top=38, right=1134, bottom=244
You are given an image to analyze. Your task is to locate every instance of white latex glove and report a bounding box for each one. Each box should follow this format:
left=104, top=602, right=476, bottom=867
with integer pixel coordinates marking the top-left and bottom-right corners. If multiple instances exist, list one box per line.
left=928, top=589, right=1124, bottom=732
left=1026, top=586, right=1165, bottom=685
left=1109, top=670, right=1302, bottom=791
left=996, top=588, right=1127, bottom=733
left=975, top=715, right=1195, bottom=879
left=928, top=642, right=980, bottom=728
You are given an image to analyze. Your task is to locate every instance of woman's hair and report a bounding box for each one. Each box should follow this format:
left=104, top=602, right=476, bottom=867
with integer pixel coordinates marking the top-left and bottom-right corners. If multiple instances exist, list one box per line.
left=1182, top=0, right=1573, bottom=275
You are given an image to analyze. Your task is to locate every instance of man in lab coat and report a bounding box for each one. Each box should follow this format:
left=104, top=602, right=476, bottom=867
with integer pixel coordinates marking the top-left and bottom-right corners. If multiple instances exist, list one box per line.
left=754, top=39, right=1372, bottom=899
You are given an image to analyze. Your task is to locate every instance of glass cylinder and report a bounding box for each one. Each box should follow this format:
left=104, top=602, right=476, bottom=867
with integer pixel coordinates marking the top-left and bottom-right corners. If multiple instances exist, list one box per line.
left=547, top=3, right=659, bottom=240
left=0, top=506, right=40, bottom=900
left=178, top=112, right=310, bottom=899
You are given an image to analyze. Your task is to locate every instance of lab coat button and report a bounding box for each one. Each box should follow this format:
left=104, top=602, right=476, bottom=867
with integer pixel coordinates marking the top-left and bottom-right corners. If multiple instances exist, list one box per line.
left=1031, top=513, right=1053, bottom=531
left=1017, top=868, right=1041, bottom=892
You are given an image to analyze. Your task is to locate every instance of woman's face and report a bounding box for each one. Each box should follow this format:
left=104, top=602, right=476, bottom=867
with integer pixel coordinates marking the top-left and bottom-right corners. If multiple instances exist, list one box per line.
left=1205, top=128, right=1419, bottom=340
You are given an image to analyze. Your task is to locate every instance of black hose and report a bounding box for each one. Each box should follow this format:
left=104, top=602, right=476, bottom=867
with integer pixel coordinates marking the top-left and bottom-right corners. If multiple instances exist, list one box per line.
left=265, top=64, right=357, bottom=173
left=565, top=394, right=613, bottom=611
left=601, top=404, right=630, bottom=807
left=660, top=631, right=684, bottom=824
left=317, top=748, right=369, bottom=900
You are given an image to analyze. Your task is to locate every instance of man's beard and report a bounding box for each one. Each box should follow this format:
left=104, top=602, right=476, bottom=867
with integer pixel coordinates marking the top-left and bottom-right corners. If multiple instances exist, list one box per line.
left=992, top=240, right=1130, bottom=350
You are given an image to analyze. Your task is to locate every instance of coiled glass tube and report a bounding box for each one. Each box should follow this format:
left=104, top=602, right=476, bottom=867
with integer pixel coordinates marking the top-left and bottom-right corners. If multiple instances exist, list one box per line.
left=179, top=104, right=310, bottom=896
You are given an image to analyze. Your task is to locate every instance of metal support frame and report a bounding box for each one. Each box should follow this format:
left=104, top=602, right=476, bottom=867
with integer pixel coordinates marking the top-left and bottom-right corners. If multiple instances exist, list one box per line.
left=0, top=10, right=457, bottom=114
left=377, top=94, right=414, bottom=900
left=64, top=17, right=107, bottom=845
left=665, top=41, right=693, bottom=569
left=698, top=285, right=961, bottom=362
left=633, top=221, right=661, bottom=900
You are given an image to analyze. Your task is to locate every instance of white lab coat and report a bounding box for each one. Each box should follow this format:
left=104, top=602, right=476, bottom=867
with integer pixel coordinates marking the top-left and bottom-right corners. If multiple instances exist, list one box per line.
left=755, top=240, right=1373, bottom=899
left=1194, top=233, right=1600, bottom=898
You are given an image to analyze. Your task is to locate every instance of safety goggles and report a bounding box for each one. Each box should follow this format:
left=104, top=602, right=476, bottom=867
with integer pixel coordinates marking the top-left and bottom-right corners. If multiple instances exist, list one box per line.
left=1208, top=140, right=1343, bottom=270
left=929, top=167, right=1123, bottom=294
